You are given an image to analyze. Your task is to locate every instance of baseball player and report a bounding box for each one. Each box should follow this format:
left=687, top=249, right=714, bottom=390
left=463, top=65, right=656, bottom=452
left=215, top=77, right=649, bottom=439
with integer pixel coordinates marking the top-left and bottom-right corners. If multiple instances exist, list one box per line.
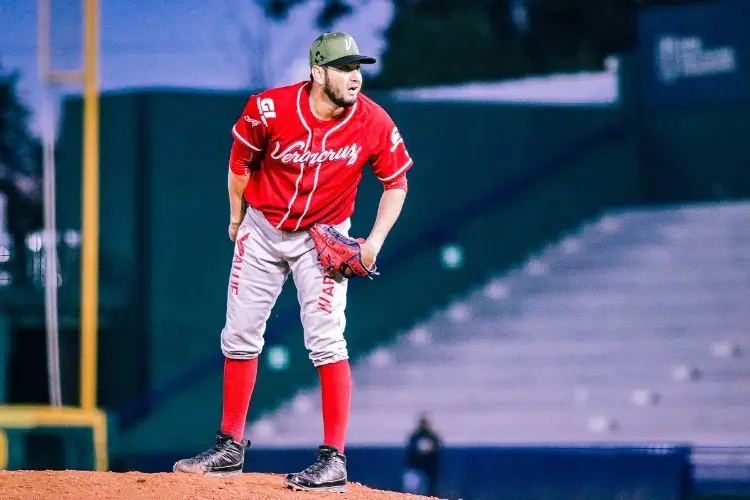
left=173, top=32, right=413, bottom=493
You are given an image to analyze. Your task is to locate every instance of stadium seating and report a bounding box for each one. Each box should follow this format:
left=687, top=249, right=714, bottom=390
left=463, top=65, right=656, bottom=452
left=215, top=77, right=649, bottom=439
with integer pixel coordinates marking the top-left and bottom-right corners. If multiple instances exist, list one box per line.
left=247, top=201, right=750, bottom=448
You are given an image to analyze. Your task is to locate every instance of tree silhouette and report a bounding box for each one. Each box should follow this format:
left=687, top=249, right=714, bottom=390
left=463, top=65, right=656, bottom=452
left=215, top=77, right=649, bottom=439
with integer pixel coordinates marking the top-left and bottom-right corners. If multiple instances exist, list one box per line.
left=263, top=0, right=353, bottom=29
left=0, top=66, right=38, bottom=178
left=0, top=61, right=42, bottom=282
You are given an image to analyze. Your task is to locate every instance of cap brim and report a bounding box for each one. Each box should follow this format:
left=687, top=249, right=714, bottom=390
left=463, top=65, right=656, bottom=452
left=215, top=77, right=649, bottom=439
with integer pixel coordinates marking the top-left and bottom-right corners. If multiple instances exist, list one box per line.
left=323, top=54, right=377, bottom=67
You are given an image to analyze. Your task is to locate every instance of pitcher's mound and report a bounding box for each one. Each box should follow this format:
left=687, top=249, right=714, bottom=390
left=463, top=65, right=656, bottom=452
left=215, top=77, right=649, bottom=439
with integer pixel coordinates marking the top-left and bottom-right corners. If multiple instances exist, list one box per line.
left=0, top=470, right=440, bottom=500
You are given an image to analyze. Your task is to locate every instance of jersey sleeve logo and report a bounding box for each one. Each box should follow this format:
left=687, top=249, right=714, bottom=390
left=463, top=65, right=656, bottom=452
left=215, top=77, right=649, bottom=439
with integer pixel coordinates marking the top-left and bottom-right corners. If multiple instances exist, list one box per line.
left=390, top=126, right=404, bottom=152
left=257, top=97, right=277, bottom=126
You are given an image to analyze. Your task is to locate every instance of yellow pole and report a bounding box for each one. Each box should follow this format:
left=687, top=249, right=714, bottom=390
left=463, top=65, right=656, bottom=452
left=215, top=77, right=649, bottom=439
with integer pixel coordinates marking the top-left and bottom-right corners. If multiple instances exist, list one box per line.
left=80, top=0, right=100, bottom=410
left=0, top=429, right=7, bottom=469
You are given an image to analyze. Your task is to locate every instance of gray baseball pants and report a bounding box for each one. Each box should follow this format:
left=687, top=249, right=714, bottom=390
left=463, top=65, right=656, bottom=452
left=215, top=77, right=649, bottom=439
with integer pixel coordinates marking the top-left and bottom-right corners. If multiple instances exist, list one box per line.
left=220, top=206, right=350, bottom=367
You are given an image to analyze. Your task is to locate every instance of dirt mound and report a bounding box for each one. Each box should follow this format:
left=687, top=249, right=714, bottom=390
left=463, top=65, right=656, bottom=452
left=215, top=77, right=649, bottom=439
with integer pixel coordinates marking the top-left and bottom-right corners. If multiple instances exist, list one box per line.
left=0, top=470, right=440, bottom=500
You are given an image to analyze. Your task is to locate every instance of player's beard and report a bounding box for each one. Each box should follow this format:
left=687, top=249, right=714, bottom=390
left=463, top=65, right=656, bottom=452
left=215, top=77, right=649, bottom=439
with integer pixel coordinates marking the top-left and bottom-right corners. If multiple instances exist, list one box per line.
left=324, top=71, right=356, bottom=108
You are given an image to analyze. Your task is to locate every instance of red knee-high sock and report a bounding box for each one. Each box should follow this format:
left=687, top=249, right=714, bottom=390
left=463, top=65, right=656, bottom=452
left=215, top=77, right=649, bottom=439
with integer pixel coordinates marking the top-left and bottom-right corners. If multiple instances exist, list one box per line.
left=318, top=360, right=352, bottom=454
left=220, top=358, right=258, bottom=442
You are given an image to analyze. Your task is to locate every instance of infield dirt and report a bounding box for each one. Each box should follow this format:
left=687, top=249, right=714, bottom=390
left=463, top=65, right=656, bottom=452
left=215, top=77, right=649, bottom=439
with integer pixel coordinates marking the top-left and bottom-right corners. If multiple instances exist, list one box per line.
left=0, top=470, right=441, bottom=500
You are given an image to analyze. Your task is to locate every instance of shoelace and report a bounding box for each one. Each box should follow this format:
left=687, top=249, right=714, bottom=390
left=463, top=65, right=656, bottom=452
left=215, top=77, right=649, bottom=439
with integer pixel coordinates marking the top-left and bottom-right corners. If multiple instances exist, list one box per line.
left=302, top=451, right=333, bottom=475
left=193, top=437, right=232, bottom=462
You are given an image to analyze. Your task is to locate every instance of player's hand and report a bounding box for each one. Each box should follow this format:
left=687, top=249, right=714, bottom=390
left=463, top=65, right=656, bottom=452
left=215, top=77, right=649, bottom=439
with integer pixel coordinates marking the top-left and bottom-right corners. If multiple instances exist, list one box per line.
left=359, top=239, right=380, bottom=271
left=229, top=221, right=241, bottom=242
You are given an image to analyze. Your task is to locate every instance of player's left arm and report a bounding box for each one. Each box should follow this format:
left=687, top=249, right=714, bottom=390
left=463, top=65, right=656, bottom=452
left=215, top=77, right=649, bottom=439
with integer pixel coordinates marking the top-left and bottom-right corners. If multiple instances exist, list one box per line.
left=362, top=115, right=414, bottom=269
left=362, top=183, right=407, bottom=265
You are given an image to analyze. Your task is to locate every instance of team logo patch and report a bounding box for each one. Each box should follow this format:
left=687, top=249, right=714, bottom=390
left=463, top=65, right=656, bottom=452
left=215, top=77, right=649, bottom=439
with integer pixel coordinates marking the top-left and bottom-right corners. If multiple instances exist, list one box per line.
left=257, top=97, right=277, bottom=126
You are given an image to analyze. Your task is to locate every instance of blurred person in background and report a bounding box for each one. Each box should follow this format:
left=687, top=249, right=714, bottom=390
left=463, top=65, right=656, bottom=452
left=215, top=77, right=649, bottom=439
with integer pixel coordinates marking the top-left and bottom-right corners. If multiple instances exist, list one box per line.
left=403, top=413, right=441, bottom=496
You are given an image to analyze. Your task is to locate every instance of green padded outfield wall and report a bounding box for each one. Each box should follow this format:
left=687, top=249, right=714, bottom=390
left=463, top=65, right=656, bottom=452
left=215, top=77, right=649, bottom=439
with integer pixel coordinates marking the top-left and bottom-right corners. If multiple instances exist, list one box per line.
left=56, top=93, right=146, bottom=409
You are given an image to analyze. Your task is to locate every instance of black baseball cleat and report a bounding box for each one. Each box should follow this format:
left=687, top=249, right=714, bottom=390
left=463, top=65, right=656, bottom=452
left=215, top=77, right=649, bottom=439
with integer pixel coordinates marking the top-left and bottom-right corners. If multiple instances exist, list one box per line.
left=172, top=432, right=248, bottom=476
left=284, top=445, right=348, bottom=493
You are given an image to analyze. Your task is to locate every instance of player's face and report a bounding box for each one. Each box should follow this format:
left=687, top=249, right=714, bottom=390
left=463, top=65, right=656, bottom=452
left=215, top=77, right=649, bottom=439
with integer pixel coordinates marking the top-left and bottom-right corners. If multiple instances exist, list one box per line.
left=323, top=63, right=362, bottom=107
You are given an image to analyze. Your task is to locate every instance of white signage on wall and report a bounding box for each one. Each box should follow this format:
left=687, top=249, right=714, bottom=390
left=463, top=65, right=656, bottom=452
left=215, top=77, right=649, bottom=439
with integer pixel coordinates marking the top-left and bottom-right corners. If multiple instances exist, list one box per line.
left=656, top=35, right=737, bottom=84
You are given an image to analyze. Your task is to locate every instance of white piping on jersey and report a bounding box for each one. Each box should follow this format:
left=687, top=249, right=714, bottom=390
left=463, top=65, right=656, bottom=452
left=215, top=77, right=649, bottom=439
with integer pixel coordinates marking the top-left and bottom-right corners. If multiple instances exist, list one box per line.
left=293, top=100, right=359, bottom=231
left=320, top=101, right=357, bottom=152
left=232, top=124, right=262, bottom=151
left=294, top=164, right=321, bottom=231
left=378, top=157, right=413, bottom=182
left=275, top=83, right=313, bottom=230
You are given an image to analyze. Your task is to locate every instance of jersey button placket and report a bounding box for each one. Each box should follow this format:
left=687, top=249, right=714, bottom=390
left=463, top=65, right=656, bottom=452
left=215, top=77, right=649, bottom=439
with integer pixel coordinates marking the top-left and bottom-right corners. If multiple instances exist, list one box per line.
left=284, top=159, right=305, bottom=237
left=312, top=128, right=322, bottom=149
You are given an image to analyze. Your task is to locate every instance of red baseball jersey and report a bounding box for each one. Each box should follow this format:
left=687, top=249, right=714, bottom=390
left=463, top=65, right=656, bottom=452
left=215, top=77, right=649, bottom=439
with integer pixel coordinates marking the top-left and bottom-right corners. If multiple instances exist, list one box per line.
left=230, top=81, right=413, bottom=232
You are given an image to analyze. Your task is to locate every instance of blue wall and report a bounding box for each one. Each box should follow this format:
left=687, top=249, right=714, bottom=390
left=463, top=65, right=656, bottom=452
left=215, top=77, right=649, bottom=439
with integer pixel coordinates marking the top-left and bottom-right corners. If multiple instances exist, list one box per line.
left=115, top=445, right=692, bottom=500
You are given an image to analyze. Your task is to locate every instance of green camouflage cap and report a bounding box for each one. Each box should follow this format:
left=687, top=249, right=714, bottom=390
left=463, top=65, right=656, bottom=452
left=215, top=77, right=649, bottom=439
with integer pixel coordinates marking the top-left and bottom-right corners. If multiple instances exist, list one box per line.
left=309, top=32, right=376, bottom=68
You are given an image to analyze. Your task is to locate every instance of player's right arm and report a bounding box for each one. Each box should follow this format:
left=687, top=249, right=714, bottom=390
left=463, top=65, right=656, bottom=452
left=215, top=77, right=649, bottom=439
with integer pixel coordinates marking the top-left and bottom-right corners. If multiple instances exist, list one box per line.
left=227, top=145, right=252, bottom=242
left=227, top=95, right=271, bottom=241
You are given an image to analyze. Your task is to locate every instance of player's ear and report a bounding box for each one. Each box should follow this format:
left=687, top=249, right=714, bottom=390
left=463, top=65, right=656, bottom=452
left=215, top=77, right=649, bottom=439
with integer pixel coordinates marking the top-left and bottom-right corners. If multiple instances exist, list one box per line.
left=311, top=65, right=326, bottom=85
